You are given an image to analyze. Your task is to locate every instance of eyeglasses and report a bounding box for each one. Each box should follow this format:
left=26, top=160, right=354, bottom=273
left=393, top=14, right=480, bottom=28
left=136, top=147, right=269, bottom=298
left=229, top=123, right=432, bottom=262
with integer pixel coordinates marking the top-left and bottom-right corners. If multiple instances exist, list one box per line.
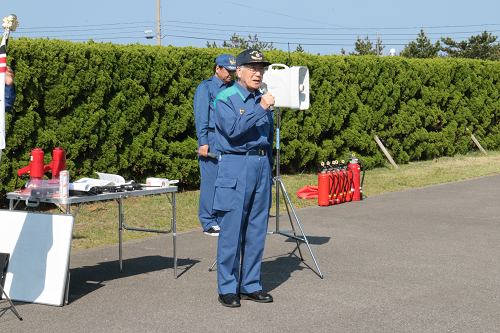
left=241, top=66, right=265, bottom=74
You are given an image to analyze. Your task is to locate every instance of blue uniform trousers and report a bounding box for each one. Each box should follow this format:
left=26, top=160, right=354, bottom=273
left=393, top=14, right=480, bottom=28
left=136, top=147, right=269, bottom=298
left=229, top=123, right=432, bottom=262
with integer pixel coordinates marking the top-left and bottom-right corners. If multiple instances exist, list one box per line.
left=198, top=130, right=218, bottom=231
left=214, top=153, right=272, bottom=295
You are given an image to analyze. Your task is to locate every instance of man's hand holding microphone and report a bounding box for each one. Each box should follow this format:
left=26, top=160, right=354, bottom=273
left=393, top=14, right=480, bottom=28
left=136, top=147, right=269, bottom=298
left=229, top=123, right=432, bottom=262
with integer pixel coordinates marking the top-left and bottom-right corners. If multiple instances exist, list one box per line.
left=259, top=82, right=275, bottom=111
left=196, top=146, right=217, bottom=159
left=198, top=145, right=210, bottom=157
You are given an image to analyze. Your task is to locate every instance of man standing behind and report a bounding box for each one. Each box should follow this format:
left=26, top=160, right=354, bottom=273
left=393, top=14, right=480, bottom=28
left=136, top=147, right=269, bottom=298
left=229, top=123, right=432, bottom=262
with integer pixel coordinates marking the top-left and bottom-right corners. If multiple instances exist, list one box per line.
left=213, top=49, right=275, bottom=307
left=5, top=66, right=16, bottom=112
left=193, top=54, right=236, bottom=236
left=1, top=66, right=16, bottom=163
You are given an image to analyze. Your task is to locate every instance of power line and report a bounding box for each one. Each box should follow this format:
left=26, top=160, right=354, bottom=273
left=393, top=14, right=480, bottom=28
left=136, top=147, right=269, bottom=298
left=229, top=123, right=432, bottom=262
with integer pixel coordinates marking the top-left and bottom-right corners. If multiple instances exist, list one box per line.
left=218, top=0, right=500, bottom=33
left=19, top=27, right=154, bottom=33
left=15, top=19, right=500, bottom=33
left=16, top=25, right=498, bottom=42
left=220, top=1, right=347, bottom=28
left=157, top=22, right=499, bottom=37
left=13, top=31, right=496, bottom=47
left=162, top=34, right=406, bottom=47
left=17, top=21, right=154, bottom=30
left=9, top=20, right=500, bottom=50
left=165, top=19, right=500, bottom=31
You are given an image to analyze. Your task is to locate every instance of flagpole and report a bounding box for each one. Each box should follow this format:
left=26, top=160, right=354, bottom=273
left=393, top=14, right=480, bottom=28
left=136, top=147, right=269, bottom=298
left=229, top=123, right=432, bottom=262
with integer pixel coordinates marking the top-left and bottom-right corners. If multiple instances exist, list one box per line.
left=0, top=14, right=19, bottom=163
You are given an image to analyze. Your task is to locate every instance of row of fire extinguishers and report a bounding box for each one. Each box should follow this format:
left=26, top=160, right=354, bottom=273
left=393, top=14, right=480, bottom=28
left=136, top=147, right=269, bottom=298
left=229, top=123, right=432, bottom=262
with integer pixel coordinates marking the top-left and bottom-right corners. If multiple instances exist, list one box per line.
left=318, top=153, right=365, bottom=206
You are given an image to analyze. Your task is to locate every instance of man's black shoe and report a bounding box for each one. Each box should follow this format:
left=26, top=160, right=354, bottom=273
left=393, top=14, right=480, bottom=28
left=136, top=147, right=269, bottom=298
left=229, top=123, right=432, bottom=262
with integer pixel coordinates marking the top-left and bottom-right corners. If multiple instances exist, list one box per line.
left=239, top=290, right=273, bottom=303
left=218, top=293, right=241, bottom=307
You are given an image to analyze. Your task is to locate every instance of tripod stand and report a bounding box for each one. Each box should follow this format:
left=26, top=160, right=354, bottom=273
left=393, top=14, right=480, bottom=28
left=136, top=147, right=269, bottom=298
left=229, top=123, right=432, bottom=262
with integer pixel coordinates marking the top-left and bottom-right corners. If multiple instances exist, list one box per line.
left=267, top=107, right=323, bottom=278
left=209, top=107, right=323, bottom=279
left=0, top=285, right=23, bottom=321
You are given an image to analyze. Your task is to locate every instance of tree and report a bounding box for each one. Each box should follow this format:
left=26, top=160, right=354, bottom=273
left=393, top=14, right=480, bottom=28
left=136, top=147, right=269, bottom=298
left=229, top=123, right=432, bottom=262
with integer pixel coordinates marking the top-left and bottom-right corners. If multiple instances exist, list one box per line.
left=348, top=35, right=384, bottom=56
left=400, top=29, right=440, bottom=58
left=295, top=44, right=305, bottom=53
left=206, top=33, right=275, bottom=50
left=440, top=30, right=500, bottom=61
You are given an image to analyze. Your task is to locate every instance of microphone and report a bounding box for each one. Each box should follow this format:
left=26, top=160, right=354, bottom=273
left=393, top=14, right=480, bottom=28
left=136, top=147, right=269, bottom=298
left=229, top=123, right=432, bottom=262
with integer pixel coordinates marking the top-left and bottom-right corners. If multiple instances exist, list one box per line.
left=259, top=82, right=274, bottom=111
left=195, top=150, right=217, bottom=159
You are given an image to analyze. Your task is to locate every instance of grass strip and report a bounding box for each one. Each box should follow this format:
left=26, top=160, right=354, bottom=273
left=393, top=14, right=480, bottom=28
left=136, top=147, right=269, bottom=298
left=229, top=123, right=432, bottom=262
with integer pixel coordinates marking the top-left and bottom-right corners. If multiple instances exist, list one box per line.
left=23, top=151, right=500, bottom=251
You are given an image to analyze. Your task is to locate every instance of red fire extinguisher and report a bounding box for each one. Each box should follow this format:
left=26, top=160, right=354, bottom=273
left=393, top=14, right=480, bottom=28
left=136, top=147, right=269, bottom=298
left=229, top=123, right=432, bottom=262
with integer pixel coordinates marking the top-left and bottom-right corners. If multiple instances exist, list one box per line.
left=318, top=162, right=331, bottom=206
left=338, top=161, right=347, bottom=204
left=346, top=164, right=354, bottom=202
left=318, top=172, right=330, bottom=206
left=329, top=161, right=338, bottom=205
left=346, top=153, right=364, bottom=201
left=331, top=165, right=339, bottom=205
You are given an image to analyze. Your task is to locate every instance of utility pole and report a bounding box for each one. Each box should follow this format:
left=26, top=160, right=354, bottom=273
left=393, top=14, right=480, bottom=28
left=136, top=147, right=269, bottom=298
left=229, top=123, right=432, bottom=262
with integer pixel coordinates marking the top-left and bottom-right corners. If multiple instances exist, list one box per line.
left=156, top=0, right=161, bottom=46
left=376, top=30, right=380, bottom=56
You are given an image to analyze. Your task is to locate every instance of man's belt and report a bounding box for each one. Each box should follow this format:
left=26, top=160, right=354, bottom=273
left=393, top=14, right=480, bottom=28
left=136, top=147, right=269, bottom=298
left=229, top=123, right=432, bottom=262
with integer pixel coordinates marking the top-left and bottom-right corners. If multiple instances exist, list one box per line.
left=228, top=150, right=266, bottom=156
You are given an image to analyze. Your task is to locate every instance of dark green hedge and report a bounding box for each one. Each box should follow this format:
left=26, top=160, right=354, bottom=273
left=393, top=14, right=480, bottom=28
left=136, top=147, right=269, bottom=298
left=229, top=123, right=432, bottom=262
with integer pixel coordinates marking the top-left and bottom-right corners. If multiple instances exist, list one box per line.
left=1, top=38, right=499, bottom=200
left=275, top=53, right=500, bottom=170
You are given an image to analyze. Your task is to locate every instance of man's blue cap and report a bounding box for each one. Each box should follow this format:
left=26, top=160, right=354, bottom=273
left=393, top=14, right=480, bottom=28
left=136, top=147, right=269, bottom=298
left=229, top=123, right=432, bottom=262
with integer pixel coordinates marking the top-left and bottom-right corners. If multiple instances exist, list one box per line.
left=236, top=49, right=271, bottom=67
left=216, top=54, right=236, bottom=71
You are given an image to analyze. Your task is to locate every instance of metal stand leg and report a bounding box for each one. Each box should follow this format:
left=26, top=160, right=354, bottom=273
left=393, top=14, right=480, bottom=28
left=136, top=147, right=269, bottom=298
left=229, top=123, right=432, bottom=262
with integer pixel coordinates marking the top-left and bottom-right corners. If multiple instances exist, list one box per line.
left=0, top=285, right=22, bottom=321
left=268, top=107, right=323, bottom=279
left=64, top=271, right=70, bottom=305
left=208, top=258, right=217, bottom=272
left=117, top=192, right=178, bottom=278
left=269, top=178, right=323, bottom=278
left=172, top=192, right=177, bottom=279
left=118, top=197, right=123, bottom=272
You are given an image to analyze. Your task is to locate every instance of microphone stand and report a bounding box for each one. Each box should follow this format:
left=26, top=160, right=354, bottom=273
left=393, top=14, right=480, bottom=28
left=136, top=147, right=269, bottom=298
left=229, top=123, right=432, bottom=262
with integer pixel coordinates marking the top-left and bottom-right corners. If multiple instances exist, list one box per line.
left=267, top=106, right=323, bottom=278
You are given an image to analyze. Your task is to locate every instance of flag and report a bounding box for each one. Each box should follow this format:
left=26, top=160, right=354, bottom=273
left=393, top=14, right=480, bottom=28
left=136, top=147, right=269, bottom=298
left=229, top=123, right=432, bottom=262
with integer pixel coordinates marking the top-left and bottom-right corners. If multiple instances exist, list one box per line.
left=0, top=30, right=8, bottom=162
left=0, top=14, right=18, bottom=163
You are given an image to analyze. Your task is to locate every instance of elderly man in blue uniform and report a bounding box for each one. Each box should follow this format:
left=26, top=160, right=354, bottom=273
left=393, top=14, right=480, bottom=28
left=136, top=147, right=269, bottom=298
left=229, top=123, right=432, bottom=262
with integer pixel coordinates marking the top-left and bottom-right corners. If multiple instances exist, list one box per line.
left=213, top=49, right=275, bottom=307
left=193, top=54, right=236, bottom=236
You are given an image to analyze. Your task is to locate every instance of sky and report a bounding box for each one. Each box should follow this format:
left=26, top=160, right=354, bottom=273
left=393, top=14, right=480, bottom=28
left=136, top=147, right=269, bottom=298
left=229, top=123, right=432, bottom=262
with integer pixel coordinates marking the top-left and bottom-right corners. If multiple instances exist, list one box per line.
left=2, top=0, right=500, bottom=56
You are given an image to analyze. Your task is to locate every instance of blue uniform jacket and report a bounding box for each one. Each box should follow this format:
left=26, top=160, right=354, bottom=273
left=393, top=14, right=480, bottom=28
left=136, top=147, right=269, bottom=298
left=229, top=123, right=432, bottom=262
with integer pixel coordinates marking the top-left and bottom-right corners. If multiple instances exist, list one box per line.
left=5, top=84, right=16, bottom=112
left=193, top=75, right=232, bottom=147
left=214, top=82, right=274, bottom=167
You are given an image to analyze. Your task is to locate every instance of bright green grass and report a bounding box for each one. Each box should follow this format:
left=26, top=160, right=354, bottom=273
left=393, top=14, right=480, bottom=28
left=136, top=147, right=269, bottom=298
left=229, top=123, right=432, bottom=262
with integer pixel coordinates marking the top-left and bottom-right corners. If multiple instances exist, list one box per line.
left=24, top=151, right=500, bottom=251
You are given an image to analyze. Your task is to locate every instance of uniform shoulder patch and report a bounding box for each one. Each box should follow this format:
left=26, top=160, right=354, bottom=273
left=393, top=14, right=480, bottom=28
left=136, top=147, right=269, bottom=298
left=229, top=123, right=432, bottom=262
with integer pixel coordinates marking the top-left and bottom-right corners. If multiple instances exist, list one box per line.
left=213, top=86, right=245, bottom=109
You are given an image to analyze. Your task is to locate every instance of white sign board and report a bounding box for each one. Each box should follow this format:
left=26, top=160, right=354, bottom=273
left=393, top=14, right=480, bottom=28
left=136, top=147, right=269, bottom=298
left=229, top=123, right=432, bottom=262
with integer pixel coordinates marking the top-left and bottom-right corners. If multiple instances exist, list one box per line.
left=0, top=210, right=74, bottom=306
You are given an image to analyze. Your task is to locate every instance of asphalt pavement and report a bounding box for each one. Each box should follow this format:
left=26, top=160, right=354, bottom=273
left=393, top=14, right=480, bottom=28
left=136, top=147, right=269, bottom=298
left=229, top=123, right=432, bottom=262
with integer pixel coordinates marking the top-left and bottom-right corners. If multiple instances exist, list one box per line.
left=1, top=174, right=499, bottom=332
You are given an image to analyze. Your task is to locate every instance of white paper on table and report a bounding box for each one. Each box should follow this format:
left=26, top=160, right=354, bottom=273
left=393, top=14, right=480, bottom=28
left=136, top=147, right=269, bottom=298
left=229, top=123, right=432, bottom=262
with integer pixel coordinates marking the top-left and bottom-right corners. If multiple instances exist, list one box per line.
left=95, top=172, right=126, bottom=184
left=71, top=178, right=114, bottom=191
left=70, top=173, right=134, bottom=192
left=69, top=182, right=93, bottom=191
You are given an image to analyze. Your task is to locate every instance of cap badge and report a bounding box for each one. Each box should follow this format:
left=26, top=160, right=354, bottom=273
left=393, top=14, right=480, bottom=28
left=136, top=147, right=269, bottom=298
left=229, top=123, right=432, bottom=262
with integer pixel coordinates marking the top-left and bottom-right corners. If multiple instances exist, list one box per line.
left=250, top=50, right=263, bottom=60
